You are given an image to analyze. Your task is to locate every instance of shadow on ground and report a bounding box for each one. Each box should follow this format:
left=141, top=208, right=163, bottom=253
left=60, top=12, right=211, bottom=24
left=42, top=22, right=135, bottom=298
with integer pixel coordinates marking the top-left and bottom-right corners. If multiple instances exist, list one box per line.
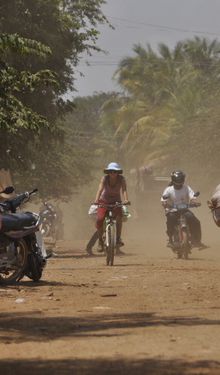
left=0, top=357, right=220, bottom=375
left=1, top=311, right=220, bottom=343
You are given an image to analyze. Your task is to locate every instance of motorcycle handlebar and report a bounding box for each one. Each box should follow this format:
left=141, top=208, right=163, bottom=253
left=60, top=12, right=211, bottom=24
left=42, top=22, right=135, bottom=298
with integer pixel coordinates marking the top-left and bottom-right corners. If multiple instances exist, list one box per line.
left=189, top=202, right=201, bottom=207
left=0, top=188, right=38, bottom=213
left=30, top=188, right=38, bottom=195
left=168, top=202, right=201, bottom=212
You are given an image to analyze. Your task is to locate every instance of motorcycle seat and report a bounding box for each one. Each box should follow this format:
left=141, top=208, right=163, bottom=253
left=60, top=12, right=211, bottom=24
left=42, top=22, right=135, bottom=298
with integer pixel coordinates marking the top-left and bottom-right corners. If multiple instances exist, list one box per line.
left=0, top=212, right=37, bottom=232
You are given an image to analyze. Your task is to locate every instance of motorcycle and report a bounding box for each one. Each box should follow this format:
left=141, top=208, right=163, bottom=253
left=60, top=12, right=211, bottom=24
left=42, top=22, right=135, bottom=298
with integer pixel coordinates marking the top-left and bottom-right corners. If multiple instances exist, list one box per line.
left=163, top=192, right=201, bottom=259
left=0, top=186, right=47, bottom=284
left=39, top=201, right=59, bottom=240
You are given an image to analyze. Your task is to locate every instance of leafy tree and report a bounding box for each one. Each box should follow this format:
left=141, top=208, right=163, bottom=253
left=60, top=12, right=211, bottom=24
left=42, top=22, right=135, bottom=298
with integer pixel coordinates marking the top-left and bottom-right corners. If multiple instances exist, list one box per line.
left=64, top=92, right=119, bottom=171
left=103, top=37, right=220, bottom=184
left=0, top=0, right=110, bottom=197
left=0, top=0, right=109, bottom=119
left=0, top=33, right=56, bottom=133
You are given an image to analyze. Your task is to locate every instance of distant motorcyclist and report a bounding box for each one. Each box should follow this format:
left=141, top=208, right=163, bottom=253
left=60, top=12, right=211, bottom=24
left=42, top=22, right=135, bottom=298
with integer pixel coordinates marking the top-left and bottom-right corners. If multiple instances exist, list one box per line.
left=161, top=170, right=207, bottom=249
left=130, top=165, right=154, bottom=219
left=208, top=184, right=220, bottom=226
left=39, top=201, right=63, bottom=240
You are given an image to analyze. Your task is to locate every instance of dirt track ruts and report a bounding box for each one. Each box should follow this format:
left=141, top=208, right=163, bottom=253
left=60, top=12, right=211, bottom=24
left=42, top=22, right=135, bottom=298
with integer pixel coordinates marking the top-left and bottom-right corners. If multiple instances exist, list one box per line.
left=1, top=232, right=220, bottom=375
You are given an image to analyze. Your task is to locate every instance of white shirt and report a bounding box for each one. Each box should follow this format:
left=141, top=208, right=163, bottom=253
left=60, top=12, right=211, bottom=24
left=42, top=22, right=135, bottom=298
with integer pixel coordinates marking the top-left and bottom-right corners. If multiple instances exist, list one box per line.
left=211, top=184, right=220, bottom=208
left=161, top=184, right=195, bottom=211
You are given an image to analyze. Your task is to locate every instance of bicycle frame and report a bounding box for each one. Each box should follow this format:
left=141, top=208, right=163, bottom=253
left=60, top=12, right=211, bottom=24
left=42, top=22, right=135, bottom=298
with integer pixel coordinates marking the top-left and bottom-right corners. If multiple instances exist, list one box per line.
left=97, top=202, right=125, bottom=266
left=105, top=211, right=117, bottom=249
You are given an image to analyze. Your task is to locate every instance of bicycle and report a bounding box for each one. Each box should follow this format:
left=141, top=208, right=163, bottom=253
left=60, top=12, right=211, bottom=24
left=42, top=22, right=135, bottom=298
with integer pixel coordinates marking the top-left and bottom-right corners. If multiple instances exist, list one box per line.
left=97, top=202, right=130, bottom=266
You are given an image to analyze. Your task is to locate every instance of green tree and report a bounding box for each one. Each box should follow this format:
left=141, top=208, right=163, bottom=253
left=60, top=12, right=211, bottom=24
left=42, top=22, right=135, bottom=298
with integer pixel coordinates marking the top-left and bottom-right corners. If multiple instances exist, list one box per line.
left=0, top=0, right=109, bottom=120
left=0, top=33, right=56, bottom=133
left=104, top=37, right=220, bottom=182
left=0, top=0, right=110, bottom=197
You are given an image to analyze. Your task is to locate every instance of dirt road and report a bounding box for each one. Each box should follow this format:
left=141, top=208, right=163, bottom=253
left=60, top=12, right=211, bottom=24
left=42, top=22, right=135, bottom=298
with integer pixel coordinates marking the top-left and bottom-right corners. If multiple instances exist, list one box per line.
left=1, top=229, right=220, bottom=375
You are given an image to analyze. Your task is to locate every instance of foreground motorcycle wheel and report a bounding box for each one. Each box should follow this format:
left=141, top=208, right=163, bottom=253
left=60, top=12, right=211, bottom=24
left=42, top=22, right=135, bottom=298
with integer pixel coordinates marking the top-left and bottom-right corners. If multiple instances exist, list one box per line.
left=0, top=239, right=28, bottom=284
left=27, top=253, right=42, bottom=282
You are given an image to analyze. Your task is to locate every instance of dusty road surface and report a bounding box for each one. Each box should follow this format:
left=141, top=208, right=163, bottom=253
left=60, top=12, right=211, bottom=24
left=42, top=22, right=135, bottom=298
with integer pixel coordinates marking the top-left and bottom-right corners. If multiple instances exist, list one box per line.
left=1, top=215, right=220, bottom=375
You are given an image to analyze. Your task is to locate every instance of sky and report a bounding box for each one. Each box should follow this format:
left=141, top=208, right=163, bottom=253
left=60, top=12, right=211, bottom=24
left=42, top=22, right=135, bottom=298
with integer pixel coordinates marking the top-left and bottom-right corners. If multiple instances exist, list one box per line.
left=73, top=0, right=220, bottom=97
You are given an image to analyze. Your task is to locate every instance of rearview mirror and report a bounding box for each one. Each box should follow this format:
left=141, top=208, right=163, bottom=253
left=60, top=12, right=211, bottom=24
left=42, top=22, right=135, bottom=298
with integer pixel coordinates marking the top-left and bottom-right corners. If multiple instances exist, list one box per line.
left=162, top=194, right=169, bottom=200
left=194, top=191, right=200, bottom=197
left=0, top=186, right=14, bottom=195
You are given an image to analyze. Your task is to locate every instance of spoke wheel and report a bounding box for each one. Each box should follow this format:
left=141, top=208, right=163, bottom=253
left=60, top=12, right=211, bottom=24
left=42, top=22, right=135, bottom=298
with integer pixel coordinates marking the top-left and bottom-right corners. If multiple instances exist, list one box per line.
left=27, top=253, right=42, bottom=282
left=106, top=224, right=115, bottom=266
left=109, top=225, right=115, bottom=266
left=0, top=239, right=28, bottom=284
left=181, top=230, right=190, bottom=260
left=106, top=248, right=111, bottom=266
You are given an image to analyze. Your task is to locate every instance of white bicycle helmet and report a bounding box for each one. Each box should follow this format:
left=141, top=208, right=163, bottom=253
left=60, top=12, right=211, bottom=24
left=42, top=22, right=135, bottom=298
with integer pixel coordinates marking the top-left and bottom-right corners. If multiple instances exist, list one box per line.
left=104, top=162, right=123, bottom=174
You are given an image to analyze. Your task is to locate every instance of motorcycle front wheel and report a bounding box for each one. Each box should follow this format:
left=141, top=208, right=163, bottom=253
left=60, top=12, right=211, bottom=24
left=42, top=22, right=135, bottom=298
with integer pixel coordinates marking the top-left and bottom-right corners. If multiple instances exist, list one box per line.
left=0, top=239, right=28, bottom=284
left=26, top=253, right=42, bottom=282
left=181, top=229, right=191, bottom=259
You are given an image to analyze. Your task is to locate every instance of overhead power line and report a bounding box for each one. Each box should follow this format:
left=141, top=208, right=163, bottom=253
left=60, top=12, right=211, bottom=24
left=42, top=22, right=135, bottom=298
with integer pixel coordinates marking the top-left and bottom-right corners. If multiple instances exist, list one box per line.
left=81, top=60, right=220, bottom=68
left=107, top=15, right=220, bottom=38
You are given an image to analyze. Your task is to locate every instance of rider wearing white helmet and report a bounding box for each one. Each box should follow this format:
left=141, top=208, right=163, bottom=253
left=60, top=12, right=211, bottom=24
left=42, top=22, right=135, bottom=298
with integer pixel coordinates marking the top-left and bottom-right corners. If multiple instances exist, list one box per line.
left=93, top=162, right=129, bottom=253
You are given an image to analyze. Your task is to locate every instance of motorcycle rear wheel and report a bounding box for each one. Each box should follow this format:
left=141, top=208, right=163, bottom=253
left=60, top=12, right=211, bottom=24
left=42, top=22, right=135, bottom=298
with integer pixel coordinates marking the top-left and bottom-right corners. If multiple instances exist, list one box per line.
left=0, top=239, right=28, bottom=284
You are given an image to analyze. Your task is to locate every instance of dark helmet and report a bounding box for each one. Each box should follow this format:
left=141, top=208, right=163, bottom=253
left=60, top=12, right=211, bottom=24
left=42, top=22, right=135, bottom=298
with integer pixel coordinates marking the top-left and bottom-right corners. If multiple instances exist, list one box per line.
left=171, top=170, right=185, bottom=185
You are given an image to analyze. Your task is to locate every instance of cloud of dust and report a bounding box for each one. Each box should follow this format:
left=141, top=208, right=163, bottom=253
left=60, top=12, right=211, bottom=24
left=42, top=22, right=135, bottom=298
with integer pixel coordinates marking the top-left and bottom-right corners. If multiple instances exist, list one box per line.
left=29, top=162, right=220, bottom=257
left=58, top=178, right=99, bottom=244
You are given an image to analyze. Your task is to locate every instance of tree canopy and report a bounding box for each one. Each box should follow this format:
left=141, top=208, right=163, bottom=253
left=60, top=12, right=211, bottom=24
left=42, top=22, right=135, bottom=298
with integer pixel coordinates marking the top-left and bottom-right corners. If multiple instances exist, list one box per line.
left=98, top=37, right=220, bottom=186
left=0, top=0, right=109, bottom=197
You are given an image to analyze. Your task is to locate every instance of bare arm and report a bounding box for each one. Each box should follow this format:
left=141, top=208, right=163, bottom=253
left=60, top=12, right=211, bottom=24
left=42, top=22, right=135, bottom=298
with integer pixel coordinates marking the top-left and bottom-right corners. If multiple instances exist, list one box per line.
left=122, top=177, right=129, bottom=202
left=94, top=177, right=105, bottom=203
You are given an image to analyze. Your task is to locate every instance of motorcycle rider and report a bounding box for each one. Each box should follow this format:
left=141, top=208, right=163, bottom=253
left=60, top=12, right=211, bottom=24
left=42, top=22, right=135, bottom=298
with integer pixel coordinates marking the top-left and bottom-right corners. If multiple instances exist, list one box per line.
left=161, top=170, right=207, bottom=249
left=91, top=162, right=129, bottom=254
left=208, top=184, right=220, bottom=226
left=130, top=165, right=154, bottom=219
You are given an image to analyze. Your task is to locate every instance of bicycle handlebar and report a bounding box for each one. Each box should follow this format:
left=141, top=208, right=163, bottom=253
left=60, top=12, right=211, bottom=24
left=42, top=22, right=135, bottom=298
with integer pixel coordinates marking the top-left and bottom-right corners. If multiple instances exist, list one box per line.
left=94, top=201, right=131, bottom=209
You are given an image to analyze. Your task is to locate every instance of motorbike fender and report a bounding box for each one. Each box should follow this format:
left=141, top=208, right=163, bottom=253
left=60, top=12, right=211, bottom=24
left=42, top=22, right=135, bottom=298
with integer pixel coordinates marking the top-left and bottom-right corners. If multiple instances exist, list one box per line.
left=35, top=231, right=47, bottom=258
left=180, top=223, right=187, bottom=229
left=4, top=226, right=38, bottom=239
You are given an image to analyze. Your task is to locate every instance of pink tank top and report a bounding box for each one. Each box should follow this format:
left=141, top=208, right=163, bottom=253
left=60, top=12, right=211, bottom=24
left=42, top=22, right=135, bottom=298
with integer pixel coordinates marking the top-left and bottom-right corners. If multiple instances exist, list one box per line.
left=100, top=175, right=126, bottom=203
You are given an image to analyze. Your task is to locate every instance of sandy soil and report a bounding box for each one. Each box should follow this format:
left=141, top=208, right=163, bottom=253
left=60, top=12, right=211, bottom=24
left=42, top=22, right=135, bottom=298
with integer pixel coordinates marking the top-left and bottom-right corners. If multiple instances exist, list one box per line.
left=1, top=209, right=220, bottom=375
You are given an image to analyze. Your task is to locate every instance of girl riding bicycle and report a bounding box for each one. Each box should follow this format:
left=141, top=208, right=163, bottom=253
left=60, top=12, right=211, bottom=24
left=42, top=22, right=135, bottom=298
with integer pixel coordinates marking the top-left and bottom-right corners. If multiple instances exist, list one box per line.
left=94, top=162, right=129, bottom=253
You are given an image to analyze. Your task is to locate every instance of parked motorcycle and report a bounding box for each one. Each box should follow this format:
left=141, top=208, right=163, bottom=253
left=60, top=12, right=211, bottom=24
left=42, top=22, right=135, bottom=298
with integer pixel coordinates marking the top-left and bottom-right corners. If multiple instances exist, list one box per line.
left=39, top=202, right=57, bottom=236
left=39, top=201, right=64, bottom=242
left=163, top=192, right=201, bottom=259
left=0, top=186, right=47, bottom=284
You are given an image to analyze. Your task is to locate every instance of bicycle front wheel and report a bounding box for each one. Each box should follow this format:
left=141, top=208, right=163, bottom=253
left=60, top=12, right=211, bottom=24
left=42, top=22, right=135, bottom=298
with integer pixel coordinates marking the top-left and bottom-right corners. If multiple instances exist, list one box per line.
left=106, top=223, right=116, bottom=266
